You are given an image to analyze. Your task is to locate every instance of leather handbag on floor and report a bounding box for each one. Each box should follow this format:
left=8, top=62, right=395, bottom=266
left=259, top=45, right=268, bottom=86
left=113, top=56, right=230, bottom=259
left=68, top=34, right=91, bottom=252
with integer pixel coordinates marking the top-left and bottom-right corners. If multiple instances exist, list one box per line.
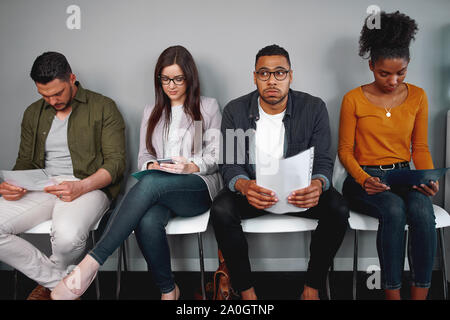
left=195, top=250, right=239, bottom=300
left=212, top=249, right=239, bottom=300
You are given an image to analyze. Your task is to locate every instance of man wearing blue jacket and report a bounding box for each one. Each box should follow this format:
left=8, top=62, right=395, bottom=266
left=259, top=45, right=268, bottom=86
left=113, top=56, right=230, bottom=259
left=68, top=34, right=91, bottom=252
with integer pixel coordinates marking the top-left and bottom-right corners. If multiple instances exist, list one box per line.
left=211, top=44, right=349, bottom=300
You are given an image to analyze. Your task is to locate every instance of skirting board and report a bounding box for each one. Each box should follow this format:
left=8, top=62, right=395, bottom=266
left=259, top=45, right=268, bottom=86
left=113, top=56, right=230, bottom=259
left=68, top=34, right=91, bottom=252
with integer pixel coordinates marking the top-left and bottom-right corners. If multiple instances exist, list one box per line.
left=2, top=257, right=443, bottom=272
left=100, top=257, right=426, bottom=272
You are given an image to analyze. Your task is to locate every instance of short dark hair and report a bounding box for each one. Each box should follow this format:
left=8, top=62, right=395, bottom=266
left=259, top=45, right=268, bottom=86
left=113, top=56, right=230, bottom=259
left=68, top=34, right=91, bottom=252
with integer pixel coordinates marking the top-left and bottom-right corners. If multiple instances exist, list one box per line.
left=30, top=52, right=72, bottom=84
left=255, top=44, right=291, bottom=67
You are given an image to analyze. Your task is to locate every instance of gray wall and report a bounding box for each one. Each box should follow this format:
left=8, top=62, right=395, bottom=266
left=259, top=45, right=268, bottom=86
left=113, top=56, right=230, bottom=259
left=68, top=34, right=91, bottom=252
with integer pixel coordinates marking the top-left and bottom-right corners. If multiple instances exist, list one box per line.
left=0, top=0, right=449, bottom=273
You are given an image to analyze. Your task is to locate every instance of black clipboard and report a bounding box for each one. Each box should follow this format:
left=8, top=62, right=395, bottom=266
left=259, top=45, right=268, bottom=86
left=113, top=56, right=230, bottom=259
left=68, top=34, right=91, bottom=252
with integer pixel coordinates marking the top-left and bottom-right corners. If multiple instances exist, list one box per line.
left=382, top=167, right=450, bottom=187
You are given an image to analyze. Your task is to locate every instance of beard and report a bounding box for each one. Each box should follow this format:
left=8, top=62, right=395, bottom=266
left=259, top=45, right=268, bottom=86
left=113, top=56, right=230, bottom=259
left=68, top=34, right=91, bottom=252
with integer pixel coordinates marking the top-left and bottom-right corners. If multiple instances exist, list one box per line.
left=260, top=91, right=288, bottom=106
left=53, top=86, right=74, bottom=111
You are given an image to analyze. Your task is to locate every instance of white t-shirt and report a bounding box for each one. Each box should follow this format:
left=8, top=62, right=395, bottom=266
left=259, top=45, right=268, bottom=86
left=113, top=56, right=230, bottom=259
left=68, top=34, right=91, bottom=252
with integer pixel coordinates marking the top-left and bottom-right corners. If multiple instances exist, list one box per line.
left=163, top=105, right=184, bottom=158
left=255, top=101, right=286, bottom=168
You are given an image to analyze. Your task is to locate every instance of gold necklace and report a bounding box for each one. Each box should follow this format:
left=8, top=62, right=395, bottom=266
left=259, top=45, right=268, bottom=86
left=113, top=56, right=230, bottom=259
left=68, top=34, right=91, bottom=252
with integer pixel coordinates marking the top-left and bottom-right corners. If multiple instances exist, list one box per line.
left=383, top=94, right=399, bottom=118
left=384, top=107, right=392, bottom=118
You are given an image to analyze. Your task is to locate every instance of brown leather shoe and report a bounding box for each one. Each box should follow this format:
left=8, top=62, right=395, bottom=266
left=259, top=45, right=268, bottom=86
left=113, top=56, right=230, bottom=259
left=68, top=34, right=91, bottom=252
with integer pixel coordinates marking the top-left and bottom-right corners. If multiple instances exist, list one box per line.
left=26, top=285, right=51, bottom=300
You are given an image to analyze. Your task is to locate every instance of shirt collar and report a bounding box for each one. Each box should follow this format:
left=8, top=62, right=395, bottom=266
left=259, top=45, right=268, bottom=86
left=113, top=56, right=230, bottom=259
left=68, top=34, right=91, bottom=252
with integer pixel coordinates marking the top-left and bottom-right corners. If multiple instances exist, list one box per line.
left=73, top=81, right=87, bottom=104
left=249, top=89, right=293, bottom=121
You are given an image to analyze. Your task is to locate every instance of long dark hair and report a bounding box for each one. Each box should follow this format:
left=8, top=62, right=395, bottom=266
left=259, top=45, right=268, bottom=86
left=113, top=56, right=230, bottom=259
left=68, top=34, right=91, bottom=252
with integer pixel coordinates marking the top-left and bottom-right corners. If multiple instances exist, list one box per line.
left=146, top=45, right=202, bottom=156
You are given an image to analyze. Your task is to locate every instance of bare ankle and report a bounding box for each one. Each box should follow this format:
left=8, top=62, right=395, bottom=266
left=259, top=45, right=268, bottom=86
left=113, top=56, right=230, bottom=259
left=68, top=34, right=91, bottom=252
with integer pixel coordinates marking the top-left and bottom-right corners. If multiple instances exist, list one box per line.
left=411, top=286, right=428, bottom=300
left=301, top=285, right=319, bottom=300
left=241, top=287, right=257, bottom=300
left=385, top=289, right=401, bottom=300
left=161, top=284, right=179, bottom=300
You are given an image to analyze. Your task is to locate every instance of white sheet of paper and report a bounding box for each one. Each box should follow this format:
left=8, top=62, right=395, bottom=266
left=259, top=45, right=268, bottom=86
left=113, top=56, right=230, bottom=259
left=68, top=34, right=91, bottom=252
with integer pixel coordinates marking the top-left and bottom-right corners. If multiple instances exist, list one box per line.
left=0, top=169, right=56, bottom=191
left=256, top=147, right=314, bottom=214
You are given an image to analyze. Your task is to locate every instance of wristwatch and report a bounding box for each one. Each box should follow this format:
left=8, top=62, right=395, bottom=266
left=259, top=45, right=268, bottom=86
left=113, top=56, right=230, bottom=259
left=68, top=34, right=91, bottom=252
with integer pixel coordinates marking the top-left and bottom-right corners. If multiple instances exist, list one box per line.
left=317, top=178, right=325, bottom=192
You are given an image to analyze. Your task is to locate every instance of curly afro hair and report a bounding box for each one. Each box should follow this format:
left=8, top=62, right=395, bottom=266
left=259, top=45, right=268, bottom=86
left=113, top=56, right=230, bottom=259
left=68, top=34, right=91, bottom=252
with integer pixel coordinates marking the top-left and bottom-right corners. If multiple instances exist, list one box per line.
left=359, top=11, right=418, bottom=63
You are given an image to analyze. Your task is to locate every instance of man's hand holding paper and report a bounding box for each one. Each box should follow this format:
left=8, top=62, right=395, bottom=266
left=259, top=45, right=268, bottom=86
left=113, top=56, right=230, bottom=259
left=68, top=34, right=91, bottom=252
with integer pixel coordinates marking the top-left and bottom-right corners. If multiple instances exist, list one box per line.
left=0, top=181, right=27, bottom=201
left=235, top=179, right=278, bottom=210
left=44, top=180, right=85, bottom=202
left=288, top=179, right=323, bottom=209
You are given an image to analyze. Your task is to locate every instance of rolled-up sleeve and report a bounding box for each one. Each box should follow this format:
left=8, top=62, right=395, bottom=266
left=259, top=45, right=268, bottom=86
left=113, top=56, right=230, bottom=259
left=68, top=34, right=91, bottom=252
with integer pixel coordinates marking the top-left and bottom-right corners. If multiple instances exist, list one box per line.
left=100, top=101, right=126, bottom=184
left=13, top=106, right=37, bottom=171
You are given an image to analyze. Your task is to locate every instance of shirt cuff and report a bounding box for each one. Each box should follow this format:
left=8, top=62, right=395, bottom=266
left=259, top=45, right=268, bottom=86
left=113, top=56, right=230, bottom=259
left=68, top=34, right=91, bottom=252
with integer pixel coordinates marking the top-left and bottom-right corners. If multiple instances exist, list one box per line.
left=228, top=174, right=250, bottom=192
left=312, top=174, right=330, bottom=192
left=141, top=160, right=156, bottom=171
left=188, top=157, right=207, bottom=175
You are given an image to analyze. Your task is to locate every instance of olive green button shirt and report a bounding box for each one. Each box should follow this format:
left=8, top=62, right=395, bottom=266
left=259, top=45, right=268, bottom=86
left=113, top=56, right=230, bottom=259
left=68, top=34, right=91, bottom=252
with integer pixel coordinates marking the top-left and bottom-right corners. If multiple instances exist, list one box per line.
left=13, top=82, right=126, bottom=200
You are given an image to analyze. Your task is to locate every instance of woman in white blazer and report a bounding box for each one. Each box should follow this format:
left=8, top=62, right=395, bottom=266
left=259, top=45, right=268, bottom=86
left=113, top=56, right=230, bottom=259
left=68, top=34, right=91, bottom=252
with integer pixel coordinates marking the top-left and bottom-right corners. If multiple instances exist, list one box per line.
left=51, top=45, right=222, bottom=300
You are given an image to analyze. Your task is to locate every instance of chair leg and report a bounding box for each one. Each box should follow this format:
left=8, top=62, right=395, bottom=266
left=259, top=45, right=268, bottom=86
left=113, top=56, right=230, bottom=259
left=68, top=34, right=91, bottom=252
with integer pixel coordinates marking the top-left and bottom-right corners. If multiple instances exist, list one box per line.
left=13, top=269, right=18, bottom=300
left=197, top=233, right=206, bottom=300
left=91, top=231, right=100, bottom=300
left=353, top=230, right=358, bottom=300
left=438, top=228, right=448, bottom=300
left=326, top=260, right=333, bottom=300
left=404, top=230, right=409, bottom=272
left=13, top=234, right=22, bottom=300
left=116, top=243, right=123, bottom=300
left=122, top=239, right=129, bottom=272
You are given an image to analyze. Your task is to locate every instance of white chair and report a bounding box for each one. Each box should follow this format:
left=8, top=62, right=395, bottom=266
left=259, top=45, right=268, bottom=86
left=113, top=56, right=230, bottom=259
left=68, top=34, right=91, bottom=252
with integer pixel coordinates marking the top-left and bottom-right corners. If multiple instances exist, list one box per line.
left=116, top=209, right=210, bottom=300
left=13, top=216, right=105, bottom=300
left=241, top=214, right=332, bottom=299
left=332, top=156, right=450, bottom=300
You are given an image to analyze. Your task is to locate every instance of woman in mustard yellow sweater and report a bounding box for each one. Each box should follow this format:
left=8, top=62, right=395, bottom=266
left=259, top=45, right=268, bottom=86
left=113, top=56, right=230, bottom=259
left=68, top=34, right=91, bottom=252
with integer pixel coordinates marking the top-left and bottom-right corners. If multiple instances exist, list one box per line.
left=338, top=11, right=439, bottom=300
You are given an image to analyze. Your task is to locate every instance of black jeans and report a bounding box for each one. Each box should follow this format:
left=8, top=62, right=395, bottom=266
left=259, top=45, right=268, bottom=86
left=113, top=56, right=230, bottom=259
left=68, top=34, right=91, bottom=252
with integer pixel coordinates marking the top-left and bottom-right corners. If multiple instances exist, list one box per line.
left=211, top=186, right=349, bottom=293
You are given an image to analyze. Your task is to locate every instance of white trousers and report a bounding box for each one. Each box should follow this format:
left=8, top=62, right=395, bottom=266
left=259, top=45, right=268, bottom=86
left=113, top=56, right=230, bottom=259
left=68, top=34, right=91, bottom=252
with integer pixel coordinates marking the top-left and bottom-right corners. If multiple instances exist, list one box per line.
left=0, top=176, right=110, bottom=289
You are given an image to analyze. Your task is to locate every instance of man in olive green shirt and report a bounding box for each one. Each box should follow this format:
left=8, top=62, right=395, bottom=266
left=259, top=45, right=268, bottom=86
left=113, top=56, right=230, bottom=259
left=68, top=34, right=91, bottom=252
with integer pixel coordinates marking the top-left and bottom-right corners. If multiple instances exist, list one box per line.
left=0, top=52, right=126, bottom=299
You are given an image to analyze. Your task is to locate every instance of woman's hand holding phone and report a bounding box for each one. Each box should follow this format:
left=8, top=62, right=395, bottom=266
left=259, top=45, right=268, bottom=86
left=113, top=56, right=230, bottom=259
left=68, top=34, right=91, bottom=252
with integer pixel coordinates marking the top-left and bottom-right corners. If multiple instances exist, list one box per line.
left=159, top=156, right=199, bottom=174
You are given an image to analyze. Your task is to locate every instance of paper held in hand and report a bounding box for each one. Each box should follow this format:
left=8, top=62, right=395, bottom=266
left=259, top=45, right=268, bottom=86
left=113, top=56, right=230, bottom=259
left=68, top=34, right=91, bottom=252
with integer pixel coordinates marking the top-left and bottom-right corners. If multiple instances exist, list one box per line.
left=0, top=169, right=56, bottom=191
left=256, top=147, right=314, bottom=214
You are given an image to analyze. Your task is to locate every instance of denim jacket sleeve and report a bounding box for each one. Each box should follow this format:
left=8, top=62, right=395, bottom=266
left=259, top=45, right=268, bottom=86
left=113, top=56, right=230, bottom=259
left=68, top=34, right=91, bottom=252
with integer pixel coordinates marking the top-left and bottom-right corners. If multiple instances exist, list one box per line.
left=309, top=100, right=333, bottom=187
left=219, top=102, right=251, bottom=192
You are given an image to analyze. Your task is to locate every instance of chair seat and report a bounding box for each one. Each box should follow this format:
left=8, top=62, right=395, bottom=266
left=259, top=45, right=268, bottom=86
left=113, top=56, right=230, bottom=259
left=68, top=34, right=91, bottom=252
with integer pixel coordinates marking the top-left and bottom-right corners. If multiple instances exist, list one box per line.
left=348, top=211, right=378, bottom=231
left=241, top=214, right=318, bottom=233
left=23, top=217, right=103, bottom=234
left=349, top=204, right=450, bottom=231
left=165, top=210, right=210, bottom=235
left=435, top=205, right=450, bottom=228
left=23, top=220, right=53, bottom=234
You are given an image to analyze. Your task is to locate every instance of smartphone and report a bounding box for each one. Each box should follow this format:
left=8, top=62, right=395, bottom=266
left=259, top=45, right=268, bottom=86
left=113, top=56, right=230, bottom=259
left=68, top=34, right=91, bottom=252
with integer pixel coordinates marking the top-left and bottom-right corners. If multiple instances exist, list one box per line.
left=157, top=158, right=174, bottom=164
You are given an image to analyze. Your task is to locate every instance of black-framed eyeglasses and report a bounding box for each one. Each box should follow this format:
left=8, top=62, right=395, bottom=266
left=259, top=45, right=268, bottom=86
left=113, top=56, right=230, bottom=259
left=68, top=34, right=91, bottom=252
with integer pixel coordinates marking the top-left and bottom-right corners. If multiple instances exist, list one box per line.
left=255, top=69, right=290, bottom=81
left=159, top=75, right=186, bottom=86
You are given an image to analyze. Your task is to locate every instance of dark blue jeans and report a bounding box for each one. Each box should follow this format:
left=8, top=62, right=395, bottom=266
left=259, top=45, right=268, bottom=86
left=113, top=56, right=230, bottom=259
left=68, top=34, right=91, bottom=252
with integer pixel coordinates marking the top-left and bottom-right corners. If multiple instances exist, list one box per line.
left=89, top=170, right=211, bottom=294
left=343, top=166, right=436, bottom=290
left=211, top=186, right=349, bottom=293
